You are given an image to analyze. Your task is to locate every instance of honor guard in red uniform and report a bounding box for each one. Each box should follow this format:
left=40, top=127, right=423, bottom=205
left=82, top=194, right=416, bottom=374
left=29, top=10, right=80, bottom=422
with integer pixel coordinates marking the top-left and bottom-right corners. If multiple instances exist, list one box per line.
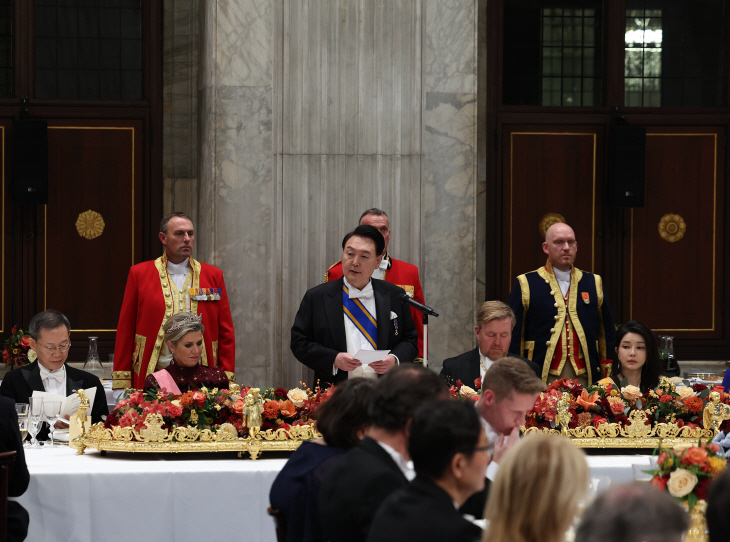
left=112, top=213, right=235, bottom=389
left=324, top=209, right=426, bottom=360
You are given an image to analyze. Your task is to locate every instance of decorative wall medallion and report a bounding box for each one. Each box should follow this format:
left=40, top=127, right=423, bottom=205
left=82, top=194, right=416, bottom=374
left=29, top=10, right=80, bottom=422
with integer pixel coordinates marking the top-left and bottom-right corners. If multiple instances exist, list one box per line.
left=76, top=210, right=105, bottom=240
left=538, top=212, right=566, bottom=238
left=658, top=213, right=686, bottom=243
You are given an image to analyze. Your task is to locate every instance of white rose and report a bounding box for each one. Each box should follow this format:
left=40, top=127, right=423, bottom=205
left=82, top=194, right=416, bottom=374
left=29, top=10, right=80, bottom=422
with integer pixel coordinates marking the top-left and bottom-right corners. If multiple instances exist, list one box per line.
left=672, top=442, right=693, bottom=455
left=459, top=385, right=477, bottom=398
left=287, top=388, right=308, bottom=408
left=621, top=385, right=642, bottom=401
left=667, top=468, right=698, bottom=498
left=677, top=386, right=696, bottom=400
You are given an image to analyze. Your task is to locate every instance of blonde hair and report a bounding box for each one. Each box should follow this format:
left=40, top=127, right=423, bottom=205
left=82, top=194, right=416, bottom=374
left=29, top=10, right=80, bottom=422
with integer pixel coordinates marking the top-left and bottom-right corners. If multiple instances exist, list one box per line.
left=482, top=356, right=546, bottom=401
left=476, top=300, right=516, bottom=329
left=483, top=433, right=589, bottom=542
left=163, top=312, right=205, bottom=346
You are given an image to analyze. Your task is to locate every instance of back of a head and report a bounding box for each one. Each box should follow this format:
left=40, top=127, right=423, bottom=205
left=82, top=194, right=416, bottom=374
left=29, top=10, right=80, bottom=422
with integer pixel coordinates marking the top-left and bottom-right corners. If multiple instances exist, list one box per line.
left=484, top=433, right=588, bottom=542
left=369, top=365, right=448, bottom=432
left=574, top=482, right=688, bottom=542
left=314, top=378, right=376, bottom=450
left=409, top=400, right=481, bottom=481
left=482, top=356, right=546, bottom=401
left=707, top=467, right=730, bottom=542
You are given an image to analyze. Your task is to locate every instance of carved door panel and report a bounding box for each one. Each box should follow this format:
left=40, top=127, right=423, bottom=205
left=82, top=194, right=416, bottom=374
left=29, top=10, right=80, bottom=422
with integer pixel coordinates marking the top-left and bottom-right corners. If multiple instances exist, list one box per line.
left=501, top=125, right=606, bottom=298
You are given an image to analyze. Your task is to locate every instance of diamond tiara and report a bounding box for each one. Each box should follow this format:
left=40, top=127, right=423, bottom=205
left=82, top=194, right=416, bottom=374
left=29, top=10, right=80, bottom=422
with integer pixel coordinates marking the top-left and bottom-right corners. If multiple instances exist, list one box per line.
left=167, top=312, right=203, bottom=333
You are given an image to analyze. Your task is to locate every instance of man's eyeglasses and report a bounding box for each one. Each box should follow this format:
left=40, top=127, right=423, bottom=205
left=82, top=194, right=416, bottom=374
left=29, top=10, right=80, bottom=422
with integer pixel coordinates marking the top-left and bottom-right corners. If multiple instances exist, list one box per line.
left=37, top=342, right=71, bottom=354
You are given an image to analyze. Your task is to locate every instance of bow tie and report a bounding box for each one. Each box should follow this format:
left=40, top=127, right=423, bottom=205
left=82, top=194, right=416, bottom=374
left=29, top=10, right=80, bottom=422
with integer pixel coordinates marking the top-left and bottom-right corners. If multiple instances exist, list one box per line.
left=39, top=365, right=65, bottom=385
left=348, top=283, right=373, bottom=300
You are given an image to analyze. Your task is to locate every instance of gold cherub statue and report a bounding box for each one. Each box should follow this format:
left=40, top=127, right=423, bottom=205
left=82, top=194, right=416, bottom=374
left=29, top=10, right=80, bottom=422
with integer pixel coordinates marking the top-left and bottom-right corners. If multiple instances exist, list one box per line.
left=242, top=387, right=264, bottom=439
left=702, top=391, right=730, bottom=433
left=555, top=392, right=572, bottom=435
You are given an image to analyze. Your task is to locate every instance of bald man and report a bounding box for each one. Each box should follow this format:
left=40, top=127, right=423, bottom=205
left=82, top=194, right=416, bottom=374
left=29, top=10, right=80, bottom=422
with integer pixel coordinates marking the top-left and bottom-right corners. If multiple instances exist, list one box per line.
left=508, top=223, right=615, bottom=386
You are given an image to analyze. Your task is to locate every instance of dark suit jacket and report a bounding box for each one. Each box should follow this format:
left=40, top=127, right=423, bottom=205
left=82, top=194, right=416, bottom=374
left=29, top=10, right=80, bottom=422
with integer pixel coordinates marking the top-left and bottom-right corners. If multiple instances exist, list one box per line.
left=291, top=278, right=418, bottom=386
left=440, top=348, right=541, bottom=387
left=366, top=475, right=482, bottom=542
left=0, top=361, right=108, bottom=440
left=319, top=437, right=409, bottom=542
left=0, top=396, right=30, bottom=542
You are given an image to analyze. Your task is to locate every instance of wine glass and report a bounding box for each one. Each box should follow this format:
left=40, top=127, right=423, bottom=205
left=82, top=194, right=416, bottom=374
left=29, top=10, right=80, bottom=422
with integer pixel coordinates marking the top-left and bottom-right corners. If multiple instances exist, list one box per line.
left=15, top=403, right=29, bottom=445
left=42, top=400, right=63, bottom=446
left=27, top=397, right=44, bottom=448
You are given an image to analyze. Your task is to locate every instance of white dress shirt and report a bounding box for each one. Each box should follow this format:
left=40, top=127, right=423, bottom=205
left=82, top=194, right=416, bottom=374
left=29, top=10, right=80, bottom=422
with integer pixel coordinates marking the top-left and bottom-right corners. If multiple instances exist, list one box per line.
left=478, top=351, right=496, bottom=381
left=341, top=277, right=378, bottom=379
left=377, top=440, right=416, bottom=481
left=480, top=415, right=501, bottom=482
left=167, top=257, right=190, bottom=292
left=39, top=364, right=66, bottom=396
left=371, top=255, right=389, bottom=280
left=553, top=266, right=571, bottom=297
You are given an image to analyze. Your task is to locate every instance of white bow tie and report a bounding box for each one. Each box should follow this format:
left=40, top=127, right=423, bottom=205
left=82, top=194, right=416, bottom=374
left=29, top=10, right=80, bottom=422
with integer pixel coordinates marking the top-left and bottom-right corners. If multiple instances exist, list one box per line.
left=39, top=365, right=65, bottom=385
left=348, top=283, right=373, bottom=300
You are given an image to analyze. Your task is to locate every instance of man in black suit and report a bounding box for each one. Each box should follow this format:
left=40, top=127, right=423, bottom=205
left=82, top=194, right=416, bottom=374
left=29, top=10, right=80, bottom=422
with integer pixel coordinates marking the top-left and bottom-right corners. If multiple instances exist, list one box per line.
left=319, top=364, right=448, bottom=542
left=441, top=300, right=540, bottom=388
left=291, top=225, right=418, bottom=386
left=367, top=400, right=487, bottom=542
left=0, top=396, right=30, bottom=542
left=0, top=310, right=108, bottom=440
left=460, top=356, right=546, bottom=519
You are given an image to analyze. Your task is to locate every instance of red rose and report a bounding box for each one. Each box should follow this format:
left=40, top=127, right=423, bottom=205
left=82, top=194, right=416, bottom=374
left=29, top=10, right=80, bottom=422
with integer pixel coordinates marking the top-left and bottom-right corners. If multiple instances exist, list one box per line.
left=651, top=475, right=668, bottom=491
left=167, top=404, right=183, bottom=417
left=260, top=421, right=275, bottom=432
left=20, top=336, right=30, bottom=349
left=192, top=391, right=206, bottom=407
left=660, top=394, right=673, bottom=403
left=274, top=387, right=288, bottom=398
left=277, top=423, right=291, bottom=431
left=592, top=416, right=608, bottom=428
left=692, top=383, right=708, bottom=392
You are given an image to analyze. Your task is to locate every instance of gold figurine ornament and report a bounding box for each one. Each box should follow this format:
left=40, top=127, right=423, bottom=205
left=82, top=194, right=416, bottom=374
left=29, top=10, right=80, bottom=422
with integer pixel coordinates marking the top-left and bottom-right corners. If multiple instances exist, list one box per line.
left=69, top=389, right=91, bottom=452
left=242, top=388, right=264, bottom=439
left=702, top=391, right=730, bottom=433
left=555, top=392, right=572, bottom=435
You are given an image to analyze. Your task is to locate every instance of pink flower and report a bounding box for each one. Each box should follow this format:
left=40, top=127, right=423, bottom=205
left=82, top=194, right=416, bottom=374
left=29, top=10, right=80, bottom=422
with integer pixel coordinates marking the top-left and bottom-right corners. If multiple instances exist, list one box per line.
left=129, top=391, right=144, bottom=406
left=192, top=391, right=206, bottom=407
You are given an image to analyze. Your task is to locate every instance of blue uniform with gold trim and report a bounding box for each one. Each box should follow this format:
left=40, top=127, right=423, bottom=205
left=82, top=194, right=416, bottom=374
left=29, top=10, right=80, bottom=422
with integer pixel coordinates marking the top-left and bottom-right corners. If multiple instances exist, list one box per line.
left=508, top=262, right=615, bottom=385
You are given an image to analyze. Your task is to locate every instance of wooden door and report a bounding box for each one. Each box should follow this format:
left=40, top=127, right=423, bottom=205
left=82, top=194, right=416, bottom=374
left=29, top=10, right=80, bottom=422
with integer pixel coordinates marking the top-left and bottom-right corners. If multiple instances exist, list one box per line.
left=501, top=125, right=606, bottom=298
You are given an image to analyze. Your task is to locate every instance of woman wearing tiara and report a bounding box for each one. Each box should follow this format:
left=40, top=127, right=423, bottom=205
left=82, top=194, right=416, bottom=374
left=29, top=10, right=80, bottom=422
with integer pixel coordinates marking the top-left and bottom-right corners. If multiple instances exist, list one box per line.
left=143, top=312, right=230, bottom=394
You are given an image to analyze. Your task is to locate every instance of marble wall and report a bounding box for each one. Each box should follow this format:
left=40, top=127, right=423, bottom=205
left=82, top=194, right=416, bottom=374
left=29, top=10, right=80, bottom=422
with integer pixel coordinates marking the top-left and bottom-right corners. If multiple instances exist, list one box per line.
left=165, top=0, right=481, bottom=387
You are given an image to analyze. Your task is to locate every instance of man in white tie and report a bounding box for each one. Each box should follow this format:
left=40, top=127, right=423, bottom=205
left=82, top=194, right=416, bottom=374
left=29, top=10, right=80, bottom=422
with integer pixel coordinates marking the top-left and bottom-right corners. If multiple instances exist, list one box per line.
left=291, top=225, right=418, bottom=386
left=0, top=310, right=108, bottom=440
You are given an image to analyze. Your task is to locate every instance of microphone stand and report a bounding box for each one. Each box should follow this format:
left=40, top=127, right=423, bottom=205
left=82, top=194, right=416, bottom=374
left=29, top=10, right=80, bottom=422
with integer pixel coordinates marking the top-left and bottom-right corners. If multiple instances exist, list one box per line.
left=399, top=294, right=439, bottom=368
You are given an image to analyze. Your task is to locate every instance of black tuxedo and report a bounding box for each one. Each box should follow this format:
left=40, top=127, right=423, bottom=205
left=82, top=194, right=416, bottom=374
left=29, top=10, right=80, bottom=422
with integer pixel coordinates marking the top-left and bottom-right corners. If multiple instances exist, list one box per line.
left=366, top=475, right=482, bottom=542
left=440, top=348, right=541, bottom=387
left=0, top=396, right=30, bottom=542
left=291, top=278, right=418, bottom=386
left=0, top=361, right=108, bottom=440
left=319, top=437, right=409, bottom=542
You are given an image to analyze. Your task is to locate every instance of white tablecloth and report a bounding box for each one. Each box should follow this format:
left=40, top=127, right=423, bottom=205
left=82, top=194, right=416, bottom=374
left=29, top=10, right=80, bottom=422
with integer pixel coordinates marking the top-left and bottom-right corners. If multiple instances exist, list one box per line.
left=17, top=447, right=286, bottom=542
left=15, top=446, right=654, bottom=542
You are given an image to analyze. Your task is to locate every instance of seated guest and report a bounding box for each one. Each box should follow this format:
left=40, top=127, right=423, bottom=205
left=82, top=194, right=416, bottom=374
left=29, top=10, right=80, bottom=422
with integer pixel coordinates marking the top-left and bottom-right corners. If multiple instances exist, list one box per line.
left=441, top=301, right=540, bottom=387
left=366, top=400, right=487, bottom=542
left=291, top=225, right=418, bottom=387
left=0, top=310, right=108, bottom=440
left=460, top=357, right=546, bottom=519
left=144, top=312, right=229, bottom=393
left=707, top=466, right=730, bottom=542
left=483, top=433, right=589, bottom=542
left=319, top=365, right=448, bottom=542
left=269, top=378, right=375, bottom=542
left=0, top=397, right=30, bottom=542
left=575, top=482, right=688, bottom=542
left=598, top=320, right=663, bottom=393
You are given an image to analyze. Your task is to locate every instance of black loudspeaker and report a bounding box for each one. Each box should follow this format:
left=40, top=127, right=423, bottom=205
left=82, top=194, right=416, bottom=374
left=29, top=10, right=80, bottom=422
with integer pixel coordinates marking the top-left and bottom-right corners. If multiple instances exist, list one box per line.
left=610, top=125, right=646, bottom=208
left=14, top=119, right=49, bottom=205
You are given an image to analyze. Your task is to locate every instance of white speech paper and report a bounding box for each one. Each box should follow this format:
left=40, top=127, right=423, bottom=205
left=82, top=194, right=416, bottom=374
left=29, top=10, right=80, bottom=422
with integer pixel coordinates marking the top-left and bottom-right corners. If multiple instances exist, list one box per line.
left=353, top=349, right=391, bottom=365
left=32, top=387, right=97, bottom=418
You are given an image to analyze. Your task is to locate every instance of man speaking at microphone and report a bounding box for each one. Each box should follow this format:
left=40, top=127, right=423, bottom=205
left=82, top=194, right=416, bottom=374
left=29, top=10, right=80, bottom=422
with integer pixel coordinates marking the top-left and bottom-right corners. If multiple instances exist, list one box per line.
left=291, top=225, right=418, bottom=387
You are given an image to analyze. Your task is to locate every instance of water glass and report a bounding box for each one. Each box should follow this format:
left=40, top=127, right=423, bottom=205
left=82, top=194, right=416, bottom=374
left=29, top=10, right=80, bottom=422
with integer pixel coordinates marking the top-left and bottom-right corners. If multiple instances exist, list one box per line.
left=15, top=403, right=29, bottom=443
left=42, top=401, right=63, bottom=446
left=27, top=397, right=44, bottom=448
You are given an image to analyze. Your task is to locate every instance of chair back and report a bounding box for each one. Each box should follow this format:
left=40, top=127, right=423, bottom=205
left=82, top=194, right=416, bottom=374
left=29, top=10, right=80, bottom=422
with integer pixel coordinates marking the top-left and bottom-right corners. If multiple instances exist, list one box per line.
left=0, top=450, right=18, bottom=542
left=267, top=506, right=287, bottom=542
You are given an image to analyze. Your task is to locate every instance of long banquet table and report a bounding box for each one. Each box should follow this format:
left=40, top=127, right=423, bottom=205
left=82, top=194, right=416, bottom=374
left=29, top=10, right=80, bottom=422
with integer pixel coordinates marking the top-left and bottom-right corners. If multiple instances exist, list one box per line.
left=15, top=446, right=656, bottom=542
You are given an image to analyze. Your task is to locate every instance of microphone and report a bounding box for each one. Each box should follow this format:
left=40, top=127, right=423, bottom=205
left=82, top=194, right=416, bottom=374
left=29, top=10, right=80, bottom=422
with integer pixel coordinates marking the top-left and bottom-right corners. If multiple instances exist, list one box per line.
left=399, top=293, right=439, bottom=317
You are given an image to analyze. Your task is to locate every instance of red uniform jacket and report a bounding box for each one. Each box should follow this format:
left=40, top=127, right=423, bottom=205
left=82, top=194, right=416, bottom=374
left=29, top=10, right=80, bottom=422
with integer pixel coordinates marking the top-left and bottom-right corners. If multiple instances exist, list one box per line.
left=325, top=254, right=426, bottom=359
left=112, top=255, right=235, bottom=389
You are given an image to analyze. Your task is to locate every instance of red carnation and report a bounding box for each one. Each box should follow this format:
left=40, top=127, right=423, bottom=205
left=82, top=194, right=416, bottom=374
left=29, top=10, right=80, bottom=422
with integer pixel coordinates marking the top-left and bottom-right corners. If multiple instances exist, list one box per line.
left=592, top=416, right=608, bottom=428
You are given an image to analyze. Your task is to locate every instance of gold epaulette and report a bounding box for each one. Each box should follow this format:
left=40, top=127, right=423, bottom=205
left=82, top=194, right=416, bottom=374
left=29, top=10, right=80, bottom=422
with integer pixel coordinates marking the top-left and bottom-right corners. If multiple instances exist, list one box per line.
left=323, top=260, right=342, bottom=283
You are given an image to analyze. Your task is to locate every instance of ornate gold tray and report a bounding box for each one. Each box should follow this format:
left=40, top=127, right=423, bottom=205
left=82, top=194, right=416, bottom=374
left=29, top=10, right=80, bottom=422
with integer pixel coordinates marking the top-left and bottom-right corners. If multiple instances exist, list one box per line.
left=69, top=412, right=318, bottom=459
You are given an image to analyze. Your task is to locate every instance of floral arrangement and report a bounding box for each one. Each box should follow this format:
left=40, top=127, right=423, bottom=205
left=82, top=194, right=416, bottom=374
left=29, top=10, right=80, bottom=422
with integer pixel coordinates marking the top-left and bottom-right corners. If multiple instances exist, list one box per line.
left=3, top=325, right=32, bottom=368
left=448, top=376, right=482, bottom=401
left=649, top=441, right=727, bottom=511
left=525, top=377, right=730, bottom=432
left=103, top=383, right=334, bottom=440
